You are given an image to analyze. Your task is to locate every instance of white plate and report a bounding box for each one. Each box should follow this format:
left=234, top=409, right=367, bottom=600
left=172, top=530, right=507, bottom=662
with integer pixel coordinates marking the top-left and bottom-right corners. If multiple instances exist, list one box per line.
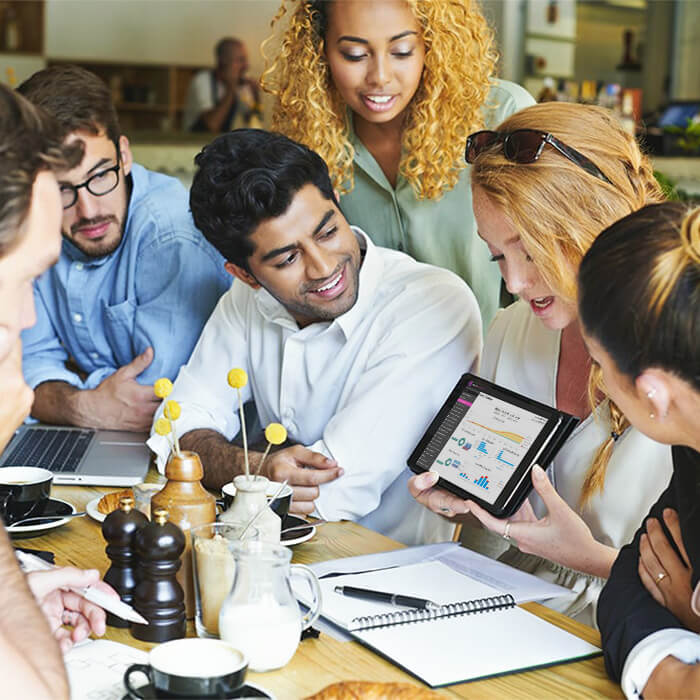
left=86, top=496, right=106, bottom=523
left=7, top=498, right=77, bottom=536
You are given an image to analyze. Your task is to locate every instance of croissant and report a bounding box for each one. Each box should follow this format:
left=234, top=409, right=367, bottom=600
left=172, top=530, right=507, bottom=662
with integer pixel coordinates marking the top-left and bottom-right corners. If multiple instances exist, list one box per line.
left=96, top=488, right=134, bottom=515
left=305, top=681, right=439, bottom=699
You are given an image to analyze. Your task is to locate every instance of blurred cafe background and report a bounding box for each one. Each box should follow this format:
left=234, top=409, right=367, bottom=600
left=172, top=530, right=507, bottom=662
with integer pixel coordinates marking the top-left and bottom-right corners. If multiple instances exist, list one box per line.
left=0, top=0, right=697, bottom=201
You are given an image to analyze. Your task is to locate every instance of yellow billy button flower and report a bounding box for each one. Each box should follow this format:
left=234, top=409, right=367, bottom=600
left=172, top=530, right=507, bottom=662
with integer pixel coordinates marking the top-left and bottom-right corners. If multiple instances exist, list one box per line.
left=154, top=418, right=172, bottom=436
left=227, top=368, right=248, bottom=389
left=164, top=400, right=181, bottom=421
left=154, top=377, right=173, bottom=399
left=265, top=423, right=287, bottom=446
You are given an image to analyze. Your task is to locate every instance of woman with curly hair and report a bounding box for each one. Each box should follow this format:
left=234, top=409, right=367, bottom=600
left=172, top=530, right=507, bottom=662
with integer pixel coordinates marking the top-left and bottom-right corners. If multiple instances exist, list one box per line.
left=262, top=0, right=533, bottom=326
left=408, top=102, right=673, bottom=627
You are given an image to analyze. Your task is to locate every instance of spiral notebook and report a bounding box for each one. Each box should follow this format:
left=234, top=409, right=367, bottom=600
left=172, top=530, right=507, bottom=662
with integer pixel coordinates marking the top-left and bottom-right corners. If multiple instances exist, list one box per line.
left=313, top=561, right=600, bottom=688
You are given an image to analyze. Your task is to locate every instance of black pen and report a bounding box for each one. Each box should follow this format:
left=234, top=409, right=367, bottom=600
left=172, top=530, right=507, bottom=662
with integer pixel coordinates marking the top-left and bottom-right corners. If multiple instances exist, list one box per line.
left=334, top=585, right=439, bottom=610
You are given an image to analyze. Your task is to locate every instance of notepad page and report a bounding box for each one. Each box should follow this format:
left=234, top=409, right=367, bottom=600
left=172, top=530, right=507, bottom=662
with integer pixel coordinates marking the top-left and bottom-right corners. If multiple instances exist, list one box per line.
left=354, top=604, right=600, bottom=688
left=65, top=639, right=148, bottom=700
left=315, top=560, right=503, bottom=629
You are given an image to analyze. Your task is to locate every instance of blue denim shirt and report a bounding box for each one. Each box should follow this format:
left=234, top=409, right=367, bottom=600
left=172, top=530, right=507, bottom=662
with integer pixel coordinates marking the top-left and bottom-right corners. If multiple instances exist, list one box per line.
left=22, top=163, right=231, bottom=390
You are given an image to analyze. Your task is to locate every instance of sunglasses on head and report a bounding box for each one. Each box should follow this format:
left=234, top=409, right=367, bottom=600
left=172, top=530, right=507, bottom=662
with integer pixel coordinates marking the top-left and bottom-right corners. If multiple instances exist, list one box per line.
left=465, top=129, right=613, bottom=186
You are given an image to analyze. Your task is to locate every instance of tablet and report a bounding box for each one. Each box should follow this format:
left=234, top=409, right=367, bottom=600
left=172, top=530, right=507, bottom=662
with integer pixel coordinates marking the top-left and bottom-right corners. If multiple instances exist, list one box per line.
left=408, top=374, right=579, bottom=519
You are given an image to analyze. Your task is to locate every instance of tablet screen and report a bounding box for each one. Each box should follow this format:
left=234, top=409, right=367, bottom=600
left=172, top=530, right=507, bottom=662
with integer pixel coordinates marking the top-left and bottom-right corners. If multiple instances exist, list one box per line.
left=414, top=383, right=550, bottom=505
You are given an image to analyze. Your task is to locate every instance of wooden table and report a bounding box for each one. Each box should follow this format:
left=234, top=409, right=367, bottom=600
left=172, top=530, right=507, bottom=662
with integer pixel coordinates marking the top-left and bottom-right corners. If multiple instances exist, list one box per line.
left=14, top=482, right=623, bottom=699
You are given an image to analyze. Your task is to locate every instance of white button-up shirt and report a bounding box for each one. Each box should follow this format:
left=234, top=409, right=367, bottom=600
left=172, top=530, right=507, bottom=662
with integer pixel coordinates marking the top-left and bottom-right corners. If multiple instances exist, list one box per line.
left=148, top=229, right=482, bottom=545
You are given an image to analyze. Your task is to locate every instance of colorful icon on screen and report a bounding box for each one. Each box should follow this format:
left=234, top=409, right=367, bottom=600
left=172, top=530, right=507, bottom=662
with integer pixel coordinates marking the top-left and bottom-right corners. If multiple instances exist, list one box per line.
left=474, top=475, right=489, bottom=489
left=496, top=450, right=515, bottom=467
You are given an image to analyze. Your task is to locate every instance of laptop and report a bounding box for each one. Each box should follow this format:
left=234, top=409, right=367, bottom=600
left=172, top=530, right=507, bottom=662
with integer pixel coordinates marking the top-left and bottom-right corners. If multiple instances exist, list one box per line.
left=0, top=424, right=151, bottom=486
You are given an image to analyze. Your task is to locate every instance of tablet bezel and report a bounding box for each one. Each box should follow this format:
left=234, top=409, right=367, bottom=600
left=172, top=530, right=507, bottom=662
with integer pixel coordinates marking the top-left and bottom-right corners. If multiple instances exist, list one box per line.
left=408, top=373, right=565, bottom=518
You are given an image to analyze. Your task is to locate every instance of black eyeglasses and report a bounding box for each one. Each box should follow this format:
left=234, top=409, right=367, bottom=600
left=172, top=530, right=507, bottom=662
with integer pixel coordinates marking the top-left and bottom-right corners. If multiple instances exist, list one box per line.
left=465, top=129, right=613, bottom=186
left=60, top=153, right=121, bottom=210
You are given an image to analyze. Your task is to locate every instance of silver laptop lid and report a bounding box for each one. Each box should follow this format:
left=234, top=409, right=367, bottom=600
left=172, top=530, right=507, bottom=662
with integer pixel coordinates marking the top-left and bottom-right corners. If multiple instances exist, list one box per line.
left=0, top=425, right=150, bottom=486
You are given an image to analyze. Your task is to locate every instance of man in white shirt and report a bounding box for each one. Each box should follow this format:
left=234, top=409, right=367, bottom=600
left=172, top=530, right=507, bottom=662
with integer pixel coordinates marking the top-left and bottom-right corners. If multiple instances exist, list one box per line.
left=148, top=129, right=482, bottom=545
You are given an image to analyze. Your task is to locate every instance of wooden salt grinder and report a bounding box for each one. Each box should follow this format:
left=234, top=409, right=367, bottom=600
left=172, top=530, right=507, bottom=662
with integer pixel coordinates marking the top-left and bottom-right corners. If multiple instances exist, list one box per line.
left=150, top=450, right=216, bottom=618
left=101, top=495, right=148, bottom=628
left=130, top=507, right=186, bottom=643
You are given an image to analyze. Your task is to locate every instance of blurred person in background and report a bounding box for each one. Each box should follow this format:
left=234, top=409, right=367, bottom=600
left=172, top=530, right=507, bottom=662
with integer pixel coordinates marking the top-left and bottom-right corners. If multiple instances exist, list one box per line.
left=183, top=37, right=262, bottom=133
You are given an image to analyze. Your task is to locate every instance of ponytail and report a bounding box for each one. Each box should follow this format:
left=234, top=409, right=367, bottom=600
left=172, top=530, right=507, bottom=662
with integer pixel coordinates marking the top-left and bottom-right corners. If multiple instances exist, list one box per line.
left=579, top=363, right=630, bottom=509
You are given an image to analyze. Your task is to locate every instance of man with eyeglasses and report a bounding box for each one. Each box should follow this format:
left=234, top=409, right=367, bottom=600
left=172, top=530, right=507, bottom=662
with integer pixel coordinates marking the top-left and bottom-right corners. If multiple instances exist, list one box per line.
left=16, top=65, right=231, bottom=432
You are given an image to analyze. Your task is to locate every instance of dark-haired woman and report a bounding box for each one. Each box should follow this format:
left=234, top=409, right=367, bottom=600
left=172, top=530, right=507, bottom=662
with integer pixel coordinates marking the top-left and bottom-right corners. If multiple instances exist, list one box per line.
left=579, top=202, right=700, bottom=699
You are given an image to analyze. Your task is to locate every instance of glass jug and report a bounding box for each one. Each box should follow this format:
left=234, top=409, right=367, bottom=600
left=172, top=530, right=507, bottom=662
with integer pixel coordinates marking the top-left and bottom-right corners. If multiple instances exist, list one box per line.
left=218, top=540, right=321, bottom=672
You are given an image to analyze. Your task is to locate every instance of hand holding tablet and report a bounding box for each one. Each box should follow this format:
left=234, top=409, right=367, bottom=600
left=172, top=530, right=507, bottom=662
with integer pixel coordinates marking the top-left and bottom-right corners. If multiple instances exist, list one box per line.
left=408, top=374, right=578, bottom=519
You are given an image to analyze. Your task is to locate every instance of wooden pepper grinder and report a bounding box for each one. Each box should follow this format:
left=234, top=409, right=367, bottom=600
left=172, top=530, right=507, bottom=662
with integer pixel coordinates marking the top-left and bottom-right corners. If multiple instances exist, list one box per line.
left=101, top=495, right=148, bottom=628
left=130, top=507, right=186, bottom=642
left=151, top=381, right=216, bottom=618
left=150, top=451, right=216, bottom=618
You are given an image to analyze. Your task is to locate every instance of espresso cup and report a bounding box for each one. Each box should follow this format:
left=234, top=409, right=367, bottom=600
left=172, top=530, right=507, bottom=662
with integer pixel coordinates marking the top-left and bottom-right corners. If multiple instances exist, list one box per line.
left=123, top=638, right=247, bottom=698
left=0, top=467, right=52, bottom=526
left=221, top=480, right=293, bottom=521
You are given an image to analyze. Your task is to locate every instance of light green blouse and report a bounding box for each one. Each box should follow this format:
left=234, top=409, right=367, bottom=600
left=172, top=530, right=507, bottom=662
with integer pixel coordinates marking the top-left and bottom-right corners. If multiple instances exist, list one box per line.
left=339, top=80, right=535, bottom=329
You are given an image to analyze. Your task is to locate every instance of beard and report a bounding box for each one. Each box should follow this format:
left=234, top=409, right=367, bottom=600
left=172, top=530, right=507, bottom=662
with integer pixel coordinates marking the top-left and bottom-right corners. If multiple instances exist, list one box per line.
left=263, top=254, right=361, bottom=327
left=63, top=215, right=124, bottom=258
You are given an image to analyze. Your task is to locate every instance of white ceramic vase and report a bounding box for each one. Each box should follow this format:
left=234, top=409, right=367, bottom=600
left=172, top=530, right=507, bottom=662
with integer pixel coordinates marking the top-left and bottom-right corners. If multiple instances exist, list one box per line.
left=219, top=475, right=281, bottom=544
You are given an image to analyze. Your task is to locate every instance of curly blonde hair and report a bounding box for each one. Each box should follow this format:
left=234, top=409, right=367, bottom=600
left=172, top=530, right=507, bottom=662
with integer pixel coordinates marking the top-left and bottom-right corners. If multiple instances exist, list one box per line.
left=261, top=0, right=497, bottom=199
left=470, top=102, right=664, bottom=509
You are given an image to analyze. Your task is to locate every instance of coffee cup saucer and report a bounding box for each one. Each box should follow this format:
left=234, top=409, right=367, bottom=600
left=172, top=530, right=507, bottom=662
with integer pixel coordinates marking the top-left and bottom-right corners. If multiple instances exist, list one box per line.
left=6, top=498, right=76, bottom=538
left=121, top=680, right=273, bottom=699
left=280, top=515, right=316, bottom=547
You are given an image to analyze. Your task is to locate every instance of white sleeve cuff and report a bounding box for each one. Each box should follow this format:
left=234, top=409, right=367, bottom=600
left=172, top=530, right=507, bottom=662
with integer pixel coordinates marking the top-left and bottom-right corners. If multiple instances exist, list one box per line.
left=303, top=438, right=333, bottom=521
left=621, top=628, right=700, bottom=698
left=146, top=433, right=170, bottom=473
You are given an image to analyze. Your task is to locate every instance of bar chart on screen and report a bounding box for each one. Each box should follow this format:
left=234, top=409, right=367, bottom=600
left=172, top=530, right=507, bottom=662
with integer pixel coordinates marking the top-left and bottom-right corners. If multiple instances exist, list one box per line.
left=429, top=392, right=547, bottom=504
left=473, top=475, right=489, bottom=489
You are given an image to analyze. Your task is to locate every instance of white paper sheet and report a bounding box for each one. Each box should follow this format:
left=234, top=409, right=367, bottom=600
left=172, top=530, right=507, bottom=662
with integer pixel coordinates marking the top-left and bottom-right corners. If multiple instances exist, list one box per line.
left=434, top=544, right=572, bottom=603
left=303, top=561, right=598, bottom=688
left=65, top=639, right=147, bottom=700
left=309, top=541, right=458, bottom=579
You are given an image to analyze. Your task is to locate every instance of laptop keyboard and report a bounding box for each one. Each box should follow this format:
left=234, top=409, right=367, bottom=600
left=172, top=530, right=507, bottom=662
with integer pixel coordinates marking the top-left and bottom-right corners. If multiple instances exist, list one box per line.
left=2, top=428, right=93, bottom=472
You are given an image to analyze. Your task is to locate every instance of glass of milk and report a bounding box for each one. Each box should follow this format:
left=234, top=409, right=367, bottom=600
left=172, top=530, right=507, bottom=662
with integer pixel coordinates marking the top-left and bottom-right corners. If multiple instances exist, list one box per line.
left=218, top=540, right=322, bottom=672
